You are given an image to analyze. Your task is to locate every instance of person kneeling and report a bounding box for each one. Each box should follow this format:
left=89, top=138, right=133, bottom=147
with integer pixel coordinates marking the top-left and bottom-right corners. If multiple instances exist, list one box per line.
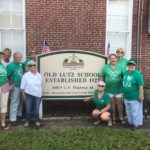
left=84, top=81, right=112, bottom=126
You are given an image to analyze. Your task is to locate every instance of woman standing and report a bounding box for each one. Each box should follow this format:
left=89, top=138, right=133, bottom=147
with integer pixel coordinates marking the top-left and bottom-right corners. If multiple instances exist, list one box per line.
left=0, top=52, right=9, bottom=130
left=123, top=59, right=144, bottom=130
left=116, top=48, right=128, bottom=71
left=85, top=81, right=112, bottom=126
left=21, top=60, right=42, bottom=127
left=99, top=54, right=125, bottom=125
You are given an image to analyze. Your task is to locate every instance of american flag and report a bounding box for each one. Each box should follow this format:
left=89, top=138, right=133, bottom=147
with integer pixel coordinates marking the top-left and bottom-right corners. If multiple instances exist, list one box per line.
left=42, top=39, right=51, bottom=54
left=106, top=42, right=110, bottom=57
left=1, top=81, right=14, bottom=94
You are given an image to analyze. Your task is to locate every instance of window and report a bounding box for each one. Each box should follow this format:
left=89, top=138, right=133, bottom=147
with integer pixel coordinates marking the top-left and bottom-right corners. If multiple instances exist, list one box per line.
left=106, top=0, right=133, bottom=59
left=0, top=0, right=25, bottom=60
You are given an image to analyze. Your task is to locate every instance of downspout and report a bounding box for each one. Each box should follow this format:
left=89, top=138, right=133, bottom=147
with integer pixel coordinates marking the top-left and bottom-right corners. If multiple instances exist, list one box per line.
left=136, top=0, right=141, bottom=69
left=139, top=0, right=144, bottom=71
left=148, top=0, right=150, bottom=34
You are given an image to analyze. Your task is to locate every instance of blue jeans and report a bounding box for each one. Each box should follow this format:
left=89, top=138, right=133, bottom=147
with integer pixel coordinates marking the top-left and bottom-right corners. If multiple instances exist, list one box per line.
left=25, top=93, right=41, bottom=123
left=124, top=99, right=143, bottom=127
left=10, top=87, right=22, bottom=121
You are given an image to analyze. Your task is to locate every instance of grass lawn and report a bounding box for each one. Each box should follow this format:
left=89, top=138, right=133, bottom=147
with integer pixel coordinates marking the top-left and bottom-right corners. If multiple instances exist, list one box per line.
left=0, top=127, right=150, bottom=150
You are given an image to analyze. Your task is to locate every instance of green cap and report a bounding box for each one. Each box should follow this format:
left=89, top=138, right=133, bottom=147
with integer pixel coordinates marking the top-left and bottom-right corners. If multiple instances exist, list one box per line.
left=127, top=60, right=136, bottom=66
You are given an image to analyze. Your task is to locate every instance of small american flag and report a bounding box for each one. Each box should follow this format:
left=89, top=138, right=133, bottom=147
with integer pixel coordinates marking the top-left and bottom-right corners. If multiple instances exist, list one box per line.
left=1, top=81, right=14, bottom=94
left=42, top=39, right=51, bottom=54
left=106, top=42, right=110, bottom=57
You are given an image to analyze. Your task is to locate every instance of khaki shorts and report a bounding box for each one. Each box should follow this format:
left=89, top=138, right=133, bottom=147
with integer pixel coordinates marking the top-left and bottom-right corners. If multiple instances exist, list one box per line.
left=108, top=93, right=123, bottom=98
left=0, top=87, right=9, bottom=113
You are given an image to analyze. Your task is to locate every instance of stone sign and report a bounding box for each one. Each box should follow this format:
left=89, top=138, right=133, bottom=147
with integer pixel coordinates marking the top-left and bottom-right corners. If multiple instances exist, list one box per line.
left=37, top=50, right=107, bottom=100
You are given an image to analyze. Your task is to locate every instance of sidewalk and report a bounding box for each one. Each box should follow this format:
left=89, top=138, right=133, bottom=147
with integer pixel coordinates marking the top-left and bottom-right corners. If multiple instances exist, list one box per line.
left=6, top=116, right=150, bottom=131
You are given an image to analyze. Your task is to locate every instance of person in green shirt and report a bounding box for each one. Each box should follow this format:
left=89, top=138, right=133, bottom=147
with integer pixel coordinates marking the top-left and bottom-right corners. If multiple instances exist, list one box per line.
left=99, top=54, right=125, bottom=125
left=24, top=49, right=36, bottom=72
left=0, top=52, right=10, bottom=130
left=116, top=48, right=128, bottom=71
left=84, top=81, right=112, bottom=126
left=123, top=59, right=144, bottom=131
left=6, top=52, right=23, bottom=126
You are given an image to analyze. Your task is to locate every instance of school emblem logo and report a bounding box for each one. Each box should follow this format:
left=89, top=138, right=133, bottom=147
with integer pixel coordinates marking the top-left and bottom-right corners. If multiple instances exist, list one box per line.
left=63, top=54, right=84, bottom=69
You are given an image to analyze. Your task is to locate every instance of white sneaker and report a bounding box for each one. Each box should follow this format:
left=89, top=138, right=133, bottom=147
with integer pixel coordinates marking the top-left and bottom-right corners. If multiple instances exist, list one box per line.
left=24, top=122, right=29, bottom=128
left=93, top=120, right=101, bottom=125
left=35, top=122, right=41, bottom=127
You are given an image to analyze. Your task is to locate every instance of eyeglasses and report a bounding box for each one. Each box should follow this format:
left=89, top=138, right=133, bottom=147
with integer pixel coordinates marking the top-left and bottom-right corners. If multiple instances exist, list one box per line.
left=28, top=64, right=36, bottom=67
left=117, top=51, right=124, bottom=54
left=98, top=85, right=105, bottom=88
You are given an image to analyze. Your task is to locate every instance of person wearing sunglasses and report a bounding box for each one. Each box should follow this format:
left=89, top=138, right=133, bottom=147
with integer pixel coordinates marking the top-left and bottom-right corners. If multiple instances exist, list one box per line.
left=21, top=60, right=42, bottom=127
left=84, top=81, right=112, bottom=126
left=123, top=59, right=144, bottom=131
left=99, top=54, right=125, bottom=125
left=116, top=48, right=128, bottom=71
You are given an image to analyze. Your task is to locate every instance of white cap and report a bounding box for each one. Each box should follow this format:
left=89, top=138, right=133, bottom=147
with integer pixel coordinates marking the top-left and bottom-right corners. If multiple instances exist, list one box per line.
left=98, top=81, right=106, bottom=86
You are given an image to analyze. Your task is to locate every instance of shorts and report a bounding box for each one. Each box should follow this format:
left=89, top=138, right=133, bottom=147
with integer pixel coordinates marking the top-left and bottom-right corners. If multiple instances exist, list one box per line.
left=108, top=93, right=123, bottom=98
left=0, top=87, right=9, bottom=113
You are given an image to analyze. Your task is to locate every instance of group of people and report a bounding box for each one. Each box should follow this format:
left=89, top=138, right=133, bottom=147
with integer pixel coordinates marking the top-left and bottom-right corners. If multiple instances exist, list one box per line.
left=0, top=47, right=144, bottom=131
left=85, top=48, right=144, bottom=131
left=0, top=48, right=42, bottom=130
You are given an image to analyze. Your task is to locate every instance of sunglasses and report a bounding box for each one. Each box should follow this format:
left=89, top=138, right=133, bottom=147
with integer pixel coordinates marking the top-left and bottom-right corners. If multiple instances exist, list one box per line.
left=128, top=64, right=135, bottom=66
left=117, top=51, right=124, bottom=54
left=98, top=85, right=105, bottom=88
left=28, top=64, right=36, bottom=67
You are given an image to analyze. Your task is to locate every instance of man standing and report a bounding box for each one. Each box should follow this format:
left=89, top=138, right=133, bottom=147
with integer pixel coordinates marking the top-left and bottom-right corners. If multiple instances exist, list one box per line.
left=2, top=48, right=12, bottom=68
left=6, top=52, right=23, bottom=126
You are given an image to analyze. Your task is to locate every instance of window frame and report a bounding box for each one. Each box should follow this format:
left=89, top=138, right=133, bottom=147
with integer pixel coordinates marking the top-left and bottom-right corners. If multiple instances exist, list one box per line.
left=0, top=0, right=26, bottom=61
left=105, top=0, right=133, bottom=59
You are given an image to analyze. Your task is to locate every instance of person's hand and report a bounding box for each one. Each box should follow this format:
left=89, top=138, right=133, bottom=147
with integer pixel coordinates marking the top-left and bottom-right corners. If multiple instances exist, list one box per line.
left=22, top=94, right=26, bottom=101
left=139, top=94, right=144, bottom=102
left=84, top=97, right=91, bottom=102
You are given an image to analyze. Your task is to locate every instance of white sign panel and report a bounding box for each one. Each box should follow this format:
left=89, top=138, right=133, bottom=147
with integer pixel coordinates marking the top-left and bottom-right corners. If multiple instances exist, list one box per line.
left=37, top=50, right=107, bottom=99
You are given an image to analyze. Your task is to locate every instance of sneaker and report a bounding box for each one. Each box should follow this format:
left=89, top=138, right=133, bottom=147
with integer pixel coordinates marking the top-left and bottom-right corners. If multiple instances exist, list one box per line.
left=1, top=125, right=10, bottom=130
left=131, top=126, right=139, bottom=131
left=10, top=121, right=18, bottom=126
left=124, top=123, right=133, bottom=129
left=35, top=122, right=41, bottom=127
left=24, top=122, right=29, bottom=128
left=93, top=120, right=101, bottom=125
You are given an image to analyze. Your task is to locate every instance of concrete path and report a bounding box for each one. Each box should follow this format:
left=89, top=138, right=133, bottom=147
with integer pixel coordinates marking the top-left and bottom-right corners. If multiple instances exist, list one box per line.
left=5, top=116, right=150, bottom=132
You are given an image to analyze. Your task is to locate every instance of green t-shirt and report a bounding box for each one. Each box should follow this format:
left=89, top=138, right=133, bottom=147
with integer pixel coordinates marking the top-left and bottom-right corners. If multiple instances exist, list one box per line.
left=6, top=62, right=23, bottom=87
left=117, top=58, right=128, bottom=71
left=93, top=90, right=110, bottom=111
left=123, top=70, right=144, bottom=100
left=99, top=64, right=123, bottom=94
left=0, top=62, right=8, bottom=86
left=24, top=58, right=32, bottom=72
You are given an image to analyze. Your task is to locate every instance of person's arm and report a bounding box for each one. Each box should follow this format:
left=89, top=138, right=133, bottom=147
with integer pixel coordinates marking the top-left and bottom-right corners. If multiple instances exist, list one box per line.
left=139, top=86, right=144, bottom=102
left=137, top=71, right=144, bottom=102
left=84, top=96, right=93, bottom=102
left=101, top=104, right=111, bottom=113
left=6, top=64, right=13, bottom=80
left=100, top=93, right=111, bottom=113
left=20, top=74, right=26, bottom=100
left=21, top=89, right=26, bottom=100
